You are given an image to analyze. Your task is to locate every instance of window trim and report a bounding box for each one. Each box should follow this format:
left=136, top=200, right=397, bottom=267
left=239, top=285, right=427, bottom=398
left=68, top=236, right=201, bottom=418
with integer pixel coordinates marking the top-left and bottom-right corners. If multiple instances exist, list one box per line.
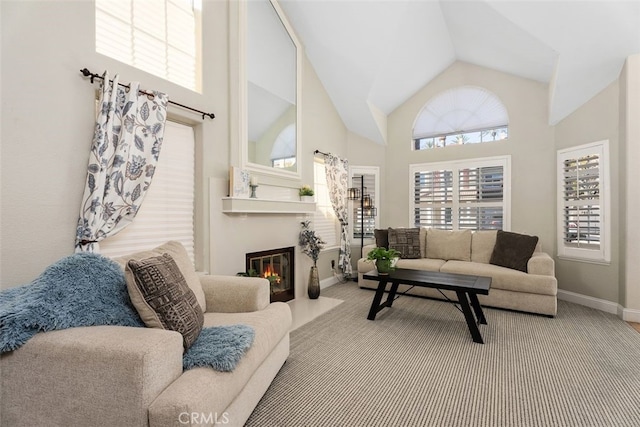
left=556, top=140, right=611, bottom=264
left=409, top=155, right=511, bottom=231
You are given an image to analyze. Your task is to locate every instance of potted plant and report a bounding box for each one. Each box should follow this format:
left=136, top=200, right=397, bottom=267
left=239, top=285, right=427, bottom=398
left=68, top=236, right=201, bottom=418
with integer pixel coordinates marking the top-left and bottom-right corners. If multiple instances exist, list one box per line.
left=299, top=185, right=314, bottom=202
left=299, top=221, right=325, bottom=298
left=366, top=247, right=401, bottom=275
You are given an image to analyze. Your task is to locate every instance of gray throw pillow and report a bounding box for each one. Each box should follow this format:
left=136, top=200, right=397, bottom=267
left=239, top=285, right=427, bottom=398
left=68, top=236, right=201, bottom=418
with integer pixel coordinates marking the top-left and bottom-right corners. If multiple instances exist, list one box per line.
left=489, top=230, right=539, bottom=273
left=388, top=228, right=421, bottom=259
left=127, top=253, right=204, bottom=350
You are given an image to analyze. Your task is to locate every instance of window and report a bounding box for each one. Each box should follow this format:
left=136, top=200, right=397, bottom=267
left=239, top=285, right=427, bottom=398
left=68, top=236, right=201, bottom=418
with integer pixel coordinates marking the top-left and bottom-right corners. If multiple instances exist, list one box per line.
left=410, top=156, right=510, bottom=231
left=557, top=140, right=610, bottom=263
left=95, top=0, right=202, bottom=92
left=413, top=86, right=508, bottom=150
left=100, top=121, right=196, bottom=261
left=313, top=159, right=339, bottom=248
left=349, top=167, right=380, bottom=242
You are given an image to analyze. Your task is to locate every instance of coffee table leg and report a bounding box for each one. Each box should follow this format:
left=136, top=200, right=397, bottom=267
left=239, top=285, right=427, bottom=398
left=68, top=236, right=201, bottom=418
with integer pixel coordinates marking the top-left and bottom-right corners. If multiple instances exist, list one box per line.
left=385, top=281, right=400, bottom=307
left=468, top=293, right=487, bottom=325
left=367, top=279, right=388, bottom=320
left=456, top=291, right=484, bottom=344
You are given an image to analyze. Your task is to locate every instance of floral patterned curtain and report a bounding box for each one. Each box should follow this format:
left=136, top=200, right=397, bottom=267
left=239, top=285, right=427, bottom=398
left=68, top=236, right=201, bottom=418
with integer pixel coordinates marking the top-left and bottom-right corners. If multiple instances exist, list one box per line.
left=324, top=154, right=353, bottom=277
left=75, top=72, right=168, bottom=252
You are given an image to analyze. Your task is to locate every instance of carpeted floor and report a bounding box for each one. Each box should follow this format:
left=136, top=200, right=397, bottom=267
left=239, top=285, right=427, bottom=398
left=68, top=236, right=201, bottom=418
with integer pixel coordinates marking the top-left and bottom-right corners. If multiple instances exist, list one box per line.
left=246, top=282, right=640, bottom=427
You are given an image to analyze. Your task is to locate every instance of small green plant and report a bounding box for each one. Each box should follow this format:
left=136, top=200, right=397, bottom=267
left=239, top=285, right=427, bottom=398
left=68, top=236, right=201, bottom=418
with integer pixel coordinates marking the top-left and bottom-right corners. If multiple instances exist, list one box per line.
left=366, top=247, right=400, bottom=274
left=366, top=247, right=400, bottom=261
left=299, top=185, right=314, bottom=197
left=236, top=269, right=259, bottom=277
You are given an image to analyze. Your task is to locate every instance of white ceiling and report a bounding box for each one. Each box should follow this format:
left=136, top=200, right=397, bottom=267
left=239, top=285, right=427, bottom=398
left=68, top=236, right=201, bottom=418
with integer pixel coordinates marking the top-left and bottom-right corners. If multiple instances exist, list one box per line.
left=279, top=0, right=640, bottom=144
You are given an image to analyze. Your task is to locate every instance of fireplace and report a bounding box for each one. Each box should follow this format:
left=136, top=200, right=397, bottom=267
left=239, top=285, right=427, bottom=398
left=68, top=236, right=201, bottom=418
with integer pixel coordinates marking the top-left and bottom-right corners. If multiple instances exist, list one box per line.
left=246, top=247, right=295, bottom=302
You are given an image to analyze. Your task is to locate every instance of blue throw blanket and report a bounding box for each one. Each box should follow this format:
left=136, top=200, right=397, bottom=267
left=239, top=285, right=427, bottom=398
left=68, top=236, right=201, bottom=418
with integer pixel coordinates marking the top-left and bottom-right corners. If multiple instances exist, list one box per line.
left=0, top=253, right=254, bottom=372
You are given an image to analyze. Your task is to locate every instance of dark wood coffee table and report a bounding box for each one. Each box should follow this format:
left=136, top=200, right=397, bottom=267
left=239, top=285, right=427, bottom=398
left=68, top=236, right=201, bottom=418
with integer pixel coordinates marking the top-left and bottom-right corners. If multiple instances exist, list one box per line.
left=364, top=268, right=492, bottom=344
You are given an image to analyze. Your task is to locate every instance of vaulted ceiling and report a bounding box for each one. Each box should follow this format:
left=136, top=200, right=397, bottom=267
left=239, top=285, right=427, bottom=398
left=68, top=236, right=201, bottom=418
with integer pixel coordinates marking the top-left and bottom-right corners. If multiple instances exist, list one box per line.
left=279, top=0, right=640, bottom=144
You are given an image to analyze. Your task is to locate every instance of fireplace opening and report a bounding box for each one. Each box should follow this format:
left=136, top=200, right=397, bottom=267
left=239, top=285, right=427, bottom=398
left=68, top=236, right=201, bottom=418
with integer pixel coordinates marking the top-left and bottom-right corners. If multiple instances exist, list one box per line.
left=246, top=246, right=295, bottom=302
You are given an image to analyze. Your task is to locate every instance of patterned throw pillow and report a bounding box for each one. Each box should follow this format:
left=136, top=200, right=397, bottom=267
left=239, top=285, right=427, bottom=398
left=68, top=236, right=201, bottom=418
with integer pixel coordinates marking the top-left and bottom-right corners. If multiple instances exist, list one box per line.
left=374, top=229, right=389, bottom=249
left=126, top=253, right=204, bottom=350
left=388, top=228, right=421, bottom=259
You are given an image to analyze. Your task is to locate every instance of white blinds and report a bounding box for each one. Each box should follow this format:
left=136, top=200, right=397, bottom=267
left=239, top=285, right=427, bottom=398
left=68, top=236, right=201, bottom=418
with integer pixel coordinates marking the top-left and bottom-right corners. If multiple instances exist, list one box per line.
left=313, top=160, right=338, bottom=247
left=96, top=0, right=200, bottom=92
left=560, top=153, right=601, bottom=249
left=411, top=157, right=509, bottom=231
left=100, top=121, right=195, bottom=261
left=352, top=174, right=376, bottom=239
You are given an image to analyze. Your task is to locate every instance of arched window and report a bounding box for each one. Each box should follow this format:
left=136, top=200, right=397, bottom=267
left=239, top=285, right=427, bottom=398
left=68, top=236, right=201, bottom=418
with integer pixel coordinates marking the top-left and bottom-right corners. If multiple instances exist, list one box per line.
left=271, top=124, right=296, bottom=168
left=412, top=86, right=508, bottom=150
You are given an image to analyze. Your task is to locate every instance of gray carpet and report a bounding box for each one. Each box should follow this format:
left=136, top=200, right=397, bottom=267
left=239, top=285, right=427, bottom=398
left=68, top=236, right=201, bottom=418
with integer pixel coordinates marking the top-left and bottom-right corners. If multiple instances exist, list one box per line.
left=246, top=282, right=640, bottom=426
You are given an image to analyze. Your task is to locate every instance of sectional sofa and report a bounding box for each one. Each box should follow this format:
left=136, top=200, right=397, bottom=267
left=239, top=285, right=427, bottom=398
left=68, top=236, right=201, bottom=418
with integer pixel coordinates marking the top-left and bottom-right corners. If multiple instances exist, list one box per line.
left=357, top=228, right=558, bottom=316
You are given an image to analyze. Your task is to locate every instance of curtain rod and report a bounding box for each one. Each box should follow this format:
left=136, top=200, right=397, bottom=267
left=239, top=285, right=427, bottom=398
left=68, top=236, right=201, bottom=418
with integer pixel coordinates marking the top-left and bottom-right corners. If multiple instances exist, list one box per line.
left=80, top=68, right=215, bottom=120
left=314, top=150, right=330, bottom=156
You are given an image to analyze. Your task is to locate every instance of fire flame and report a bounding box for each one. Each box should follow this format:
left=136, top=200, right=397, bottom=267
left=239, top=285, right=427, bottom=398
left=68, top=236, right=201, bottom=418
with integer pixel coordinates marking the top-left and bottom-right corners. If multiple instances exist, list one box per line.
left=263, top=265, right=281, bottom=284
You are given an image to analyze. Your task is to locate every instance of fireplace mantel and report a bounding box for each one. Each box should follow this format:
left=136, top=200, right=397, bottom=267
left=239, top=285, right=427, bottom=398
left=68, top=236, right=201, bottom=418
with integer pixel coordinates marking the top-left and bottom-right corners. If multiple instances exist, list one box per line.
left=222, top=197, right=316, bottom=214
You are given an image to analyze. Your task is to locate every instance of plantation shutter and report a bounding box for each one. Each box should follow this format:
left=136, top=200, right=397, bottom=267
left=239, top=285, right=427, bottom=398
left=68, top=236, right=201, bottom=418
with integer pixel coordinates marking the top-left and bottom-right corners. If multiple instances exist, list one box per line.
left=458, top=166, right=504, bottom=230
left=100, top=121, right=195, bottom=261
left=314, top=160, right=338, bottom=247
left=413, top=169, right=454, bottom=229
left=561, top=153, right=601, bottom=250
left=411, top=157, right=509, bottom=231
left=352, top=173, right=376, bottom=239
left=96, top=0, right=200, bottom=91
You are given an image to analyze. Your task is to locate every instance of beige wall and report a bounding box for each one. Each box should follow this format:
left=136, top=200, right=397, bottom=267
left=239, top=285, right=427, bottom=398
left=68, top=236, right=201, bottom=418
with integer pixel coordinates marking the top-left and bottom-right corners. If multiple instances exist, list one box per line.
left=385, top=61, right=556, bottom=247
left=554, top=81, right=620, bottom=303
left=0, top=0, right=353, bottom=298
left=622, top=54, right=640, bottom=312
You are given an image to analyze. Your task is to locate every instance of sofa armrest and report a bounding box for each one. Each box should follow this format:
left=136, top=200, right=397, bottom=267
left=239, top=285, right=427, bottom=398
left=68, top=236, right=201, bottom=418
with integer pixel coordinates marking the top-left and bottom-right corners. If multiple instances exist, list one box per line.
left=1, top=325, right=183, bottom=426
left=528, top=252, right=555, bottom=276
left=361, top=244, right=377, bottom=260
left=199, top=275, right=270, bottom=313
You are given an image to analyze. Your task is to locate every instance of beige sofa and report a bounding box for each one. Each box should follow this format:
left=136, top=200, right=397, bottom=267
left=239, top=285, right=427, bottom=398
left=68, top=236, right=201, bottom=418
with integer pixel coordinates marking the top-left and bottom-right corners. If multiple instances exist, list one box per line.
left=357, top=229, right=557, bottom=316
left=1, top=243, right=291, bottom=427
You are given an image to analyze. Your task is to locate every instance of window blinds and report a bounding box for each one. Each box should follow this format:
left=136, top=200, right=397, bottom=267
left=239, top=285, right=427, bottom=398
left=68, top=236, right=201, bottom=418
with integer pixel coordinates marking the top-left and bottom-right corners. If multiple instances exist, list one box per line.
left=96, top=0, right=200, bottom=92
left=411, top=158, right=508, bottom=231
left=313, top=160, right=338, bottom=248
left=100, top=121, right=195, bottom=262
left=352, top=174, right=376, bottom=239
left=561, top=153, right=601, bottom=249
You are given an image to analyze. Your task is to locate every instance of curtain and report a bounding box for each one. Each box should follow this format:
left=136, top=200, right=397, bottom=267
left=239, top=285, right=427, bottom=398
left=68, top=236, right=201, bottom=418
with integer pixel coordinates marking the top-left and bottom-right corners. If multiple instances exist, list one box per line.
left=75, top=71, right=168, bottom=252
left=324, top=154, right=353, bottom=276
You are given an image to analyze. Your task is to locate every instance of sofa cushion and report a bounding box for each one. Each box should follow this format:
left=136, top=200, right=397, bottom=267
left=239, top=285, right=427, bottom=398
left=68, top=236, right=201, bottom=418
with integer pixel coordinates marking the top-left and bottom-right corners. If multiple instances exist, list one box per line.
left=113, top=241, right=206, bottom=312
left=490, top=230, right=539, bottom=272
left=395, top=258, right=446, bottom=272
left=374, top=229, right=389, bottom=249
left=388, top=228, right=421, bottom=259
left=127, top=253, right=204, bottom=350
left=441, top=260, right=557, bottom=296
left=149, top=302, right=292, bottom=422
left=426, top=229, right=472, bottom=261
left=419, top=227, right=428, bottom=258
left=471, top=230, right=498, bottom=264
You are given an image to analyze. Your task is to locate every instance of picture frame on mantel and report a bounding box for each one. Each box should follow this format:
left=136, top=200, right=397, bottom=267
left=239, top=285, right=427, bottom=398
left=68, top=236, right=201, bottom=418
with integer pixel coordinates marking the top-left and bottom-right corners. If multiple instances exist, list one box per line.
left=230, top=166, right=250, bottom=198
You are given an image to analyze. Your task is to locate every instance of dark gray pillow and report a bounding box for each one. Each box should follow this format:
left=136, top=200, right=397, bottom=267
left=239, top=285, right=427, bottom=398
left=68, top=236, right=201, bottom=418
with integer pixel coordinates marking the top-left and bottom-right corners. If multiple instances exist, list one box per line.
left=388, top=228, right=421, bottom=259
left=489, top=230, right=539, bottom=272
left=374, top=229, right=389, bottom=249
left=127, top=253, right=204, bottom=351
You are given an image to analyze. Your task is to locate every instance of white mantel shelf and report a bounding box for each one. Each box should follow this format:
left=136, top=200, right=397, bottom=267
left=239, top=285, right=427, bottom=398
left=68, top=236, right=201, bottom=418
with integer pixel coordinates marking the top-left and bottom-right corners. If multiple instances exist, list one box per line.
left=222, top=197, right=316, bottom=214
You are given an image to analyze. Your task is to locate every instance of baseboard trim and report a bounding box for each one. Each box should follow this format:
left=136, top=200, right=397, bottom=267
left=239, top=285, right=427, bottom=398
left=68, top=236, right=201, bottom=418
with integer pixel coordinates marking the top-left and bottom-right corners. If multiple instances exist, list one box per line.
left=557, top=289, right=619, bottom=314
left=320, top=276, right=339, bottom=290
left=557, top=289, right=640, bottom=322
